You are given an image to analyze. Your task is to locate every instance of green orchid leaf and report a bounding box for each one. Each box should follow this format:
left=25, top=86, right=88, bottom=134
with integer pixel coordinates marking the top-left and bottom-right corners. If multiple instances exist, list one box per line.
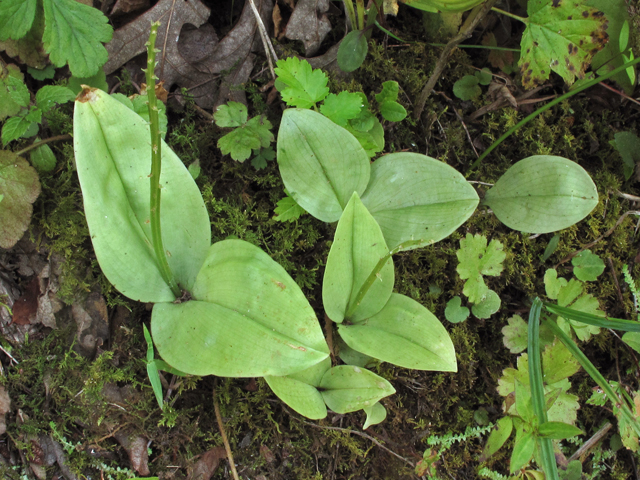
left=361, top=153, right=479, bottom=251
left=457, top=234, right=505, bottom=304
left=0, top=151, right=40, bottom=249
left=0, top=0, right=37, bottom=41
left=537, top=421, right=583, bottom=440
left=337, top=337, right=375, bottom=368
left=444, top=296, right=470, bottom=324
left=622, top=332, right=640, bottom=354
left=337, top=30, right=368, bottom=73
left=479, top=416, right=513, bottom=462
left=34, top=85, right=75, bottom=113
left=320, top=91, right=364, bottom=127
left=379, top=101, right=407, bottom=122
left=319, top=365, right=395, bottom=414
left=277, top=108, right=370, bottom=222
left=265, top=357, right=331, bottom=420
left=571, top=249, right=604, bottom=282
left=519, top=0, right=608, bottom=89
left=74, top=88, right=210, bottom=302
left=338, top=293, right=457, bottom=372
left=131, top=95, right=168, bottom=140
left=483, top=156, right=598, bottom=233
left=510, top=430, right=535, bottom=473
left=471, top=289, right=501, bottom=319
left=363, top=402, right=387, bottom=429
left=153, top=240, right=329, bottom=377
left=274, top=57, right=330, bottom=108
left=213, top=101, right=248, bottom=128
left=323, top=192, right=394, bottom=323
left=42, top=0, right=113, bottom=77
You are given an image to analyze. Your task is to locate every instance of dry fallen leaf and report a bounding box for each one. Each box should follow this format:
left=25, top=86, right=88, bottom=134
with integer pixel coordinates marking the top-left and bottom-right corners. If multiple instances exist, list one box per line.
left=284, top=0, right=332, bottom=56
left=104, top=0, right=273, bottom=108
left=187, top=447, right=227, bottom=480
left=0, top=384, right=11, bottom=435
left=12, top=277, right=39, bottom=326
left=71, top=292, right=109, bottom=359
left=111, top=0, right=150, bottom=16
left=114, top=430, right=151, bottom=476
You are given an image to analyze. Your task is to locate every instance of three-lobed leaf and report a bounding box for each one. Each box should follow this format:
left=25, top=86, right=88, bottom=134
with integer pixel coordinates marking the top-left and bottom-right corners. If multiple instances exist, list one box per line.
left=571, top=249, right=604, bottom=282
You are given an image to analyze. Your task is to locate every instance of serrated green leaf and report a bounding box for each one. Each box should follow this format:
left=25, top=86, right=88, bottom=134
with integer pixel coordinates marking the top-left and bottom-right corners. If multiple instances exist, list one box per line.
left=557, top=278, right=584, bottom=306
left=274, top=57, right=329, bottom=108
left=483, top=156, right=598, bottom=233
left=479, top=416, right=513, bottom=462
left=35, top=85, right=75, bottom=113
left=274, top=190, right=305, bottom=222
left=457, top=234, right=505, bottom=304
left=251, top=146, right=275, bottom=170
left=6, top=74, right=29, bottom=107
left=0, top=10, right=47, bottom=70
left=471, top=289, right=501, bottom=319
left=562, top=293, right=602, bottom=341
left=445, top=296, right=470, bottom=323
left=245, top=115, right=274, bottom=148
left=2, top=115, right=33, bottom=144
left=42, top=0, right=113, bottom=77
left=453, top=75, right=481, bottom=100
left=502, top=314, right=528, bottom=354
left=519, top=0, right=608, bottom=88
left=0, top=0, right=37, bottom=41
left=213, top=101, right=247, bottom=127
left=571, top=249, right=604, bottom=281
left=319, top=365, right=395, bottom=414
left=67, top=69, right=109, bottom=94
left=363, top=402, right=387, bottom=429
left=0, top=64, right=25, bottom=120
left=323, top=192, right=394, bottom=323
left=24, top=106, right=41, bottom=124
left=337, top=30, right=368, bottom=73
left=0, top=151, right=40, bottom=249
left=612, top=131, right=640, bottom=180
left=375, top=81, right=400, bottom=104
left=542, top=340, right=580, bottom=384
left=320, top=91, right=363, bottom=127
left=379, top=101, right=407, bottom=122
left=218, top=126, right=261, bottom=162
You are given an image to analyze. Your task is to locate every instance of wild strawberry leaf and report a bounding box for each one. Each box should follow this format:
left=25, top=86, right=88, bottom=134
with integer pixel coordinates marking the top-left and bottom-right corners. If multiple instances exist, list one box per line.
left=274, top=57, right=329, bottom=108
left=456, top=234, right=506, bottom=304
left=274, top=190, right=306, bottom=222
left=519, top=0, right=608, bottom=88
left=320, top=91, right=363, bottom=127
left=0, top=0, right=37, bottom=41
left=42, top=0, right=113, bottom=77
left=213, top=101, right=248, bottom=128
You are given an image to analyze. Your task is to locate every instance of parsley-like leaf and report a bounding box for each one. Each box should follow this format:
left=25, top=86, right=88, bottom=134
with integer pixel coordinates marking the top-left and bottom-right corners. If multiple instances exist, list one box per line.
left=213, top=101, right=248, bottom=128
left=251, top=146, right=275, bottom=170
left=42, top=0, right=113, bottom=77
left=274, top=57, right=329, bottom=108
left=456, top=233, right=506, bottom=304
left=274, top=190, right=305, bottom=222
left=0, top=0, right=37, bottom=41
left=218, top=127, right=261, bottom=162
left=245, top=115, right=274, bottom=148
left=320, top=91, right=363, bottom=127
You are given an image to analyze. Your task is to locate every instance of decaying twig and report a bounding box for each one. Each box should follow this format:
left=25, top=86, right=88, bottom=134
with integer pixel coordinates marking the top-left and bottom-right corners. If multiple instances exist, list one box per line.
left=213, top=383, right=240, bottom=480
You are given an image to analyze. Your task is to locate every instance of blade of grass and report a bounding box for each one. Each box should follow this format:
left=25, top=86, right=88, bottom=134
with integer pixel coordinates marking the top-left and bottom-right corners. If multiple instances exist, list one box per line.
left=544, top=303, right=640, bottom=332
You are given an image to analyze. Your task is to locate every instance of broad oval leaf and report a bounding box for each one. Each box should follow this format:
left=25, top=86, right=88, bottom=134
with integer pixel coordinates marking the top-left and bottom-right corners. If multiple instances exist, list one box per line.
left=360, top=153, right=479, bottom=251
left=265, top=357, right=331, bottom=420
left=320, top=365, right=395, bottom=414
left=152, top=240, right=329, bottom=377
left=277, top=108, right=370, bottom=222
left=323, top=192, right=394, bottom=323
left=74, top=88, right=210, bottom=302
left=337, top=30, right=368, bottom=73
left=483, top=156, right=598, bottom=233
left=338, top=293, right=457, bottom=371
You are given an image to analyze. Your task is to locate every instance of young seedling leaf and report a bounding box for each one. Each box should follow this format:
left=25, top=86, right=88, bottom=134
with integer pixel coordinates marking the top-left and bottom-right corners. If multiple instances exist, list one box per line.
left=339, top=293, right=457, bottom=371
left=363, top=402, right=387, bottom=429
left=537, top=421, right=583, bottom=439
left=35, top=85, right=75, bottom=113
left=27, top=65, right=56, bottom=80
left=337, top=30, right=368, bottom=73
left=457, top=234, right=505, bottom=304
left=483, top=156, right=598, bottom=233
left=0, top=64, right=26, bottom=120
left=251, top=146, right=275, bottom=170
left=544, top=269, right=567, bottom=299
left=0, top=0, right=37, bottom=41
left=475, top=68, right=492, bottom=85
left=622, top=332, right=640, bottom=354
left=571, top=249, right=604, bottom=282
left=519, top=0, right=608, bottom=89
left=218, top=126, right=262, bottom=162
left=375, top=81, right=399, bottom=103
left=361, top=153, right=479, bottom=251
left=29, top=142, right=56, bottom=172
left=274, top=57, right=330, bottom=108
left=213, top=101, right=248, bottom=128
left=319, top=365, right=395, bottom=414
left=274, top=190, right=305, bottom=222
left=444, top=296, right=470, bottom=323
left=323, top=193, right=394, bottom=323
left=510, top=431, right=535, bottom=473
left=349, top=119, right=385, bottom=157
left=502, top=314, right=528, bottom=354
left=320, top=91, right=363, bottom=127
left=265, top=357, right=331, bottom=420
left=244, top=115, right=274, bottom=148
left=143, top=325, right=164, bottom=410
left=379, top=101, right=407, bottom=122
left=453, top=75, right=481, bottom=100
left=74, top=88, right=210, bottom=302
left=479, top=416, right=513, bottom=462
left=42, top=0, right=113, bottom=77
left=0, top=151, right=40, bottom=249
left=471, top=289, right=501, bottom=319
left=541, top=233, right=560, bottom=262
left=611, top=131, right=640, bottom=180
left=153, top=239, right=329, bottom=377
left=277, top=108, right=370, bottom=222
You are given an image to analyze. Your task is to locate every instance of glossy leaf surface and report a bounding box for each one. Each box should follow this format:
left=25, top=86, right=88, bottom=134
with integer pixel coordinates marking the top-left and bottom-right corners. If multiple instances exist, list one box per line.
left=484, top=156, right=598, bottom=233
left=338, top=293, right=457, bottom=371
left=152, top=240, right=329, bottom=377
left=277, top=108, right=370, bottom=222
left=74, top=88, right=210, bottom=302
left=361, top=153, right=479, bottom=251
left=323, top=193, right=394, bottom=323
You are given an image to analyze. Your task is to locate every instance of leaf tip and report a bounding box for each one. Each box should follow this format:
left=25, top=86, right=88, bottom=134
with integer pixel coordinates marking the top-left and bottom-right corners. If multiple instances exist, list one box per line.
left=76, top=86, right=99, bottom=103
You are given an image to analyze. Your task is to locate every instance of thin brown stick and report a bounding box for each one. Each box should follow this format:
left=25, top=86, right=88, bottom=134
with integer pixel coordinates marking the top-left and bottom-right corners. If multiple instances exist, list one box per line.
left=213, top=383, right=240, bottom=480
left=15, top=134, right=72, bottom=156
left=414, top=0, right=498, bottom=120
left=616, top=190, right=640, bottom=203
left=567, top=422, right=612, bottom=463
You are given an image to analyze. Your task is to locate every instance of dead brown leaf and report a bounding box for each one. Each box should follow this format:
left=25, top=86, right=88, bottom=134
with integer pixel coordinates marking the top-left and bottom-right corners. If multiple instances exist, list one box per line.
left=12, top=277, right=39, bottom=326
left=187, top=447, right=227, bottom=480
left=114, top=430, right=150, bottom=476
left=0, top=384, right=11, bottom=435
left=284, top=0, right=332, bottom=57
left=71, top=292, right=109, bottom=359
left=272, top=2, right=284, bottom=39
left=104, top=0, right=273, bottom=108
left=111, top=0, right=150, bottom=16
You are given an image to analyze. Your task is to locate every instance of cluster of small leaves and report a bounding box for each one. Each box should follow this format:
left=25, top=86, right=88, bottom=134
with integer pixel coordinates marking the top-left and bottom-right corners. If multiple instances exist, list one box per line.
left=0, top=65, right=75, bottom=145
left=452, top=68, right=492, bottom=101
left=587, top=381, right=640, bottom=452
left=446, top=233, right=505, bottom=323
left=0, top=0, right=113, bottom=77
left=213, top=101, right=275, bottom=170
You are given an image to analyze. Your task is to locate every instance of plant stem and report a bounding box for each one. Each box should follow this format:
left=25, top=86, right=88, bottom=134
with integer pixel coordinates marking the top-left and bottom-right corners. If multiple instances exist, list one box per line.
left=355, top=0, right=365, bottom=30
left=146, top=21, right=181, bottom=298
left=469, top=56, right=640, bottom=171
left=15, top=134, right=72, bottom=156
left=491, top=7, right=527, bottom=23
left=213, top=384, right=240, bottom=480
left=343, top=0, right=357, bottom=30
